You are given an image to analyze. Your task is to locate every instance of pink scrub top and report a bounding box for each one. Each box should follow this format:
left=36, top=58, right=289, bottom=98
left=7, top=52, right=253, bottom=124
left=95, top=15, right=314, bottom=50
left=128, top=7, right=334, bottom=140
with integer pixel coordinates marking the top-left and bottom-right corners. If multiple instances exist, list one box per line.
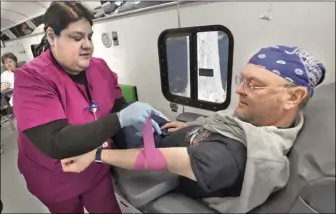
left=13, top=49, right=123, bottom=202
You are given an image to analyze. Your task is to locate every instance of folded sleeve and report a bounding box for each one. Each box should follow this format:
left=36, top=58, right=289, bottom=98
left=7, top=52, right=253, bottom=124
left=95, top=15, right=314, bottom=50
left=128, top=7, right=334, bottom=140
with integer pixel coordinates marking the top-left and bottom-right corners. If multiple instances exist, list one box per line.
left=112, top=97, right=128, bottom=113
left=187, top=140, right=247, bottom=193
left=13, top=68, right=66, bottom=131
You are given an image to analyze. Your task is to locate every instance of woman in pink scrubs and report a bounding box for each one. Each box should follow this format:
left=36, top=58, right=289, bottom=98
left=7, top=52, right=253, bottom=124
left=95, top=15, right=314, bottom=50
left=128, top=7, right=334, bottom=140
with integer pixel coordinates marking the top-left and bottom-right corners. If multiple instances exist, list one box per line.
left=13, top=2, right=161, bottom=213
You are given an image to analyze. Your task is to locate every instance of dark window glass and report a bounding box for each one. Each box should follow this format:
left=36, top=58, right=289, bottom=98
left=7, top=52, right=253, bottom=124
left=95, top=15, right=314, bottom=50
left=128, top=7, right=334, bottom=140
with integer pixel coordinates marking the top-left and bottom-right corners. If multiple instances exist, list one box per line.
left=158, top=25, right=234, bottom=111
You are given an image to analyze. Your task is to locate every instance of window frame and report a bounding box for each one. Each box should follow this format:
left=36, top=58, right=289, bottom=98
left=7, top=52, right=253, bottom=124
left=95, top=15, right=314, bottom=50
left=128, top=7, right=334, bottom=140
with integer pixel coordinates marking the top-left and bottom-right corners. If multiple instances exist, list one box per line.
left=158, top=25, right=234, bottom=111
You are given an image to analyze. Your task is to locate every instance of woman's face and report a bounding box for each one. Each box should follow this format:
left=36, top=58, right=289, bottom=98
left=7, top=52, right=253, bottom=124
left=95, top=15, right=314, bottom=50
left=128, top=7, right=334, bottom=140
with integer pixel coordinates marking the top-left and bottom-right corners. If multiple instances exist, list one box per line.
left=4, top=58, right=16, bottom=71
left=48, top=19, right=94, bottom=73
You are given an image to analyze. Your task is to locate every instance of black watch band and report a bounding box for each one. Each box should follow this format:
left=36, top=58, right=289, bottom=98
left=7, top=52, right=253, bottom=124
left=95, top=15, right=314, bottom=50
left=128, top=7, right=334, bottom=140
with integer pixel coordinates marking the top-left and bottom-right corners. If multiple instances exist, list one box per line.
left=95, top=147, right=103, bottom=163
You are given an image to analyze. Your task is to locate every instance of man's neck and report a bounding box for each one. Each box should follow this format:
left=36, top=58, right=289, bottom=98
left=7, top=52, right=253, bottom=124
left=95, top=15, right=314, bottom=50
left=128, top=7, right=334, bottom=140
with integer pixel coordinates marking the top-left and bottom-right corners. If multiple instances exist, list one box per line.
left=272, top=113, right=297, bottom=128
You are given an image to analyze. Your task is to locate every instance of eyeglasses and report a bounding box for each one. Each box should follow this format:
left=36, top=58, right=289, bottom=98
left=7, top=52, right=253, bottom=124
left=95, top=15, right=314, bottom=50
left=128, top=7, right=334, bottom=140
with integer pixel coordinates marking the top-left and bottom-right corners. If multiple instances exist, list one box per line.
left=239, top=79, right=267, bottom=95
left=237, top=76, right=296, bottom=95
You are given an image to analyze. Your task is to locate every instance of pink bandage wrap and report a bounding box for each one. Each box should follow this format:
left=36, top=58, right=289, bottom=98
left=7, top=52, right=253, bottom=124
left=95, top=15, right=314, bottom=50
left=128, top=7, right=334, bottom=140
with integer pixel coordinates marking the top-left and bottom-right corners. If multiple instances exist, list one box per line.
left=133, top=118, right=168, bottom=170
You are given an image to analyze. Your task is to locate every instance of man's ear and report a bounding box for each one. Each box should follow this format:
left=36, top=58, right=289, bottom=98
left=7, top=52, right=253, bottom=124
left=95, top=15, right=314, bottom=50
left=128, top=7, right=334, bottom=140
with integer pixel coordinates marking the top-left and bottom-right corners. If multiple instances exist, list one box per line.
left=284, top=86, right=308, bottom=110
left=46, top=27, right=56, bottom=47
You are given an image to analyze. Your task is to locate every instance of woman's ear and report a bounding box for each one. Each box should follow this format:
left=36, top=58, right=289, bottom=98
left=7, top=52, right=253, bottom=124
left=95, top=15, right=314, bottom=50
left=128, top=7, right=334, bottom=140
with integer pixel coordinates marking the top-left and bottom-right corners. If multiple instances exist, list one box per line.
left=46, top=27, right=56, bottom=47
left=284, top=86, right=308, bottom=110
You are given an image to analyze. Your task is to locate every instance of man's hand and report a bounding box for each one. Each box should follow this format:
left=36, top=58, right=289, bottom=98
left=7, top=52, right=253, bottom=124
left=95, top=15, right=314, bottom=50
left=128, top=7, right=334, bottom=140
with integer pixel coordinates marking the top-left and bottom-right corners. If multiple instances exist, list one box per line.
left=61, top=149, right=96, bottom=173
left=161, top=121, right=187, bottom=133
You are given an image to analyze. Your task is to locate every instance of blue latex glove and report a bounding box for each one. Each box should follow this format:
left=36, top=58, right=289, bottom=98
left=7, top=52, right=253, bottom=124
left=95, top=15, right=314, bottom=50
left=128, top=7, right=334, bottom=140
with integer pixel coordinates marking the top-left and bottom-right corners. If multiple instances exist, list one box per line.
left=118, top=101, right=162, bottom=135
left=133, top=119, right=157, bottom=137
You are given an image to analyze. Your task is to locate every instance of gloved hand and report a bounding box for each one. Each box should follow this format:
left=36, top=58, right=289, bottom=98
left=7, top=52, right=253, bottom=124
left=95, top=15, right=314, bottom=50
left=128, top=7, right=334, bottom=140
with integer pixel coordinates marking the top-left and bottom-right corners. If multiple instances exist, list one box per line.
left=133, top=120, right=157, bottom=137
left=118, top=101, right=162, bottom=135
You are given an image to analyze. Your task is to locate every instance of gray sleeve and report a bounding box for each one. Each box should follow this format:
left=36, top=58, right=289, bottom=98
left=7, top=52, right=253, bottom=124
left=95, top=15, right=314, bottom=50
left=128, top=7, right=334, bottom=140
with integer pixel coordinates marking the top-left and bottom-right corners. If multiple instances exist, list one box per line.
left=187, top=140, right=247, bottom=193
left=186, top=116, right=208, bottom=126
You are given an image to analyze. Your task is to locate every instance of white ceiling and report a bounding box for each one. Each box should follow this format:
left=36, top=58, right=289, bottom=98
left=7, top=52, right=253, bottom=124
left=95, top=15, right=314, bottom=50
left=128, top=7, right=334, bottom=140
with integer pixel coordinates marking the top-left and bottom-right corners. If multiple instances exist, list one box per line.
left=1, top=1, right=51, bottom=31
left=0, top=1, right=169, bottom=32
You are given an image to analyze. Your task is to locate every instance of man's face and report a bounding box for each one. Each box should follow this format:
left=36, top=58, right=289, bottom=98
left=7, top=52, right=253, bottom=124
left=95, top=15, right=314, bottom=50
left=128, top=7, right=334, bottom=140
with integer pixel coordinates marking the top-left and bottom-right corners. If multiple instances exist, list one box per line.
left=234, top=64, right=297, bottom=126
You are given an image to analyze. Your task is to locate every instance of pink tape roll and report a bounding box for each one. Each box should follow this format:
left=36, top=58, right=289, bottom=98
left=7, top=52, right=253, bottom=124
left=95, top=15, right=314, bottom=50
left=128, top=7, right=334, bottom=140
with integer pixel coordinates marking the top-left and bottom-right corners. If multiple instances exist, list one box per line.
left=134, top=117, right=168, bottom=170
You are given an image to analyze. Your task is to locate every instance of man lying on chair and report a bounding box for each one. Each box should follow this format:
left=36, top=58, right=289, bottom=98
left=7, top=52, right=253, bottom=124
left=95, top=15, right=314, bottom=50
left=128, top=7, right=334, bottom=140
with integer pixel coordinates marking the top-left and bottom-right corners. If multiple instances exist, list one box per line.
left=61, top=45, right=326, bottom=213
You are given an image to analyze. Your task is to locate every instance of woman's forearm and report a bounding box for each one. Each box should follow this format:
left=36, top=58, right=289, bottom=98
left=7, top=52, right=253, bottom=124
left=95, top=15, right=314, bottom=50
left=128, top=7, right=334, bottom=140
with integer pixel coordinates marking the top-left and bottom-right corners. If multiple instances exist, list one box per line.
left=23, top=97, right=128, bottom=160
left=24, top=113, right=122, bottom=159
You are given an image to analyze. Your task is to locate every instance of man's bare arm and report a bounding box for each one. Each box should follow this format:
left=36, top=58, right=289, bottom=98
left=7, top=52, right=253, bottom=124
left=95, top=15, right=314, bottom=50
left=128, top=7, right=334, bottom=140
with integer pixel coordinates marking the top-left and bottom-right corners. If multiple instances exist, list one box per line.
left=101, top=148, right=197, bottom=181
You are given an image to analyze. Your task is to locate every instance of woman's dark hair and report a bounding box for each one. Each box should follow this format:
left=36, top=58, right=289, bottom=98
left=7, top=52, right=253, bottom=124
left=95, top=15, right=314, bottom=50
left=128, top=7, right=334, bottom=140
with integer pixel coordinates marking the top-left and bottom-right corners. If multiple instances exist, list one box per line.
left=36, top=1, right=94, bottom=56
left=1, top=52, right=18, bottom=65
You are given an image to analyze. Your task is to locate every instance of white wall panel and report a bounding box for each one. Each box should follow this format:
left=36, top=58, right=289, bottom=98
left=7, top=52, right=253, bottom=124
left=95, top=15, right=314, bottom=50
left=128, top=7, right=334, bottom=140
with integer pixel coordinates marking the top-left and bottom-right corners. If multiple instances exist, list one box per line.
left=1, top=43, right=29, bottom=63
left=91, top=7, right=179, bottom=119
left=3, top=2, right=334, bottom=119
left=178, top=2, right=335, bottom=115
left=4, top=34, right=43, bottom=62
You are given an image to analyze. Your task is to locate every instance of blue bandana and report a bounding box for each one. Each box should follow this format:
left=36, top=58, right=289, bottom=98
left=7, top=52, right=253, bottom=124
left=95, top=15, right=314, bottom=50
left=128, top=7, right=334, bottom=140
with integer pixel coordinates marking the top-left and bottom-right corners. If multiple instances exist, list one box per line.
left=248, top=45, right=326, bottom=96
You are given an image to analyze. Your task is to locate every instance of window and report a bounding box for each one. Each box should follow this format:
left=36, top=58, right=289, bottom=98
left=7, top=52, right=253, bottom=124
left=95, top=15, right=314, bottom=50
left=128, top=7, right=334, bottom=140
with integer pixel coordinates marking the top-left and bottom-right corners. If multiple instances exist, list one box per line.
left=158, top=25, right=234, bottom=111
left=165, top=35, right=190, bottom=97
left=31, top=15, right=44, bottom=28
left=14, top=22, right=35, bottom=36
left=8, top=27, right=20, bottom=38
left=31, top=44, right=40, bottom=58
left=0, top=33, right=10, bottom=42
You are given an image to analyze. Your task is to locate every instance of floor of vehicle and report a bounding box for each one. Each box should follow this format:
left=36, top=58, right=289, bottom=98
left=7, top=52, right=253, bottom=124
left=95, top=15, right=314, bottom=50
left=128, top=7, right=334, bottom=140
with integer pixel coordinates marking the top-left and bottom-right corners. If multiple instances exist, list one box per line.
left=1, top=119, right=49, bottom=213
left=1, top=119, right=135, bottom=214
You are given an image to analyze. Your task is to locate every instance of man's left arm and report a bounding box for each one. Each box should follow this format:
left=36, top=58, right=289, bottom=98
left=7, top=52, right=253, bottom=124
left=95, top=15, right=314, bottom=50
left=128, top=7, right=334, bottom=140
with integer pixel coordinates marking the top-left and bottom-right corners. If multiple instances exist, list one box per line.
left=62, top=140, right=246, bottom=192
left=100, top=147, right=197, bottom=180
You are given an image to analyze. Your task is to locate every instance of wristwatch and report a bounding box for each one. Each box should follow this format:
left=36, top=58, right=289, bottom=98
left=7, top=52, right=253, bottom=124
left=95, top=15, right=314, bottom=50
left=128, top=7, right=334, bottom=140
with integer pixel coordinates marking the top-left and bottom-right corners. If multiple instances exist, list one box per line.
left=94, top=147, right=103, bottom=163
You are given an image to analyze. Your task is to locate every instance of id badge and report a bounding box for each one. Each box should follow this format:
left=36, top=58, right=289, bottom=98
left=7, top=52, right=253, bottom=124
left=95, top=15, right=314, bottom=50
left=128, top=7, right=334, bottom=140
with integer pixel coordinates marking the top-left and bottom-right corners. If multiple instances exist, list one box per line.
left=102, top=141, right=108, bottom=148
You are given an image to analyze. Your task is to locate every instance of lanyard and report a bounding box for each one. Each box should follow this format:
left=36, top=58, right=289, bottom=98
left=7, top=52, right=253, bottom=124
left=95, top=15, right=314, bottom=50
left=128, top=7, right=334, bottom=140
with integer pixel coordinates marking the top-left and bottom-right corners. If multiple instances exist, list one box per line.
left=83, top=73, right=93, bottom=103
left=52, top=51, right=99, bottom=117
left=83, top=72, right=107, bottom=149
left=81, top=73, right=99, bottom=117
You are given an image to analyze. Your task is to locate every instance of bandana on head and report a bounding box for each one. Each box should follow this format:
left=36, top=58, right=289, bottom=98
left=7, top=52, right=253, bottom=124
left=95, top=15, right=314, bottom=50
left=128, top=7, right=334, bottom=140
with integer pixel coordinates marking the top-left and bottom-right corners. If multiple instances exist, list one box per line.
left=248, top=45, right=326, bottom=96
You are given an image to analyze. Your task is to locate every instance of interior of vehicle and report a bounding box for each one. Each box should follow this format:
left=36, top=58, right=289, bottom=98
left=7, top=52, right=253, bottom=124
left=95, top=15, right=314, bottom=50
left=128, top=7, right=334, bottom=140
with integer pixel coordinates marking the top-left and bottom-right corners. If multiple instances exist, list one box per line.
left=0, top=61, right=25, bottom=73
left=1, top=1, right=335, bottom=213
left=1, top=61, right=25, bottom=121
left=111, top=82, right=335, bottom=213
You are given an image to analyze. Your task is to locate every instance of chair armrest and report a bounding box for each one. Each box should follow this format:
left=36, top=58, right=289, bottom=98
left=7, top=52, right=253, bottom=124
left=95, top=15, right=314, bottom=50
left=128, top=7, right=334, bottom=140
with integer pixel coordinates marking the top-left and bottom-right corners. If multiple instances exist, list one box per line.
left=176, top=112, right=206, bottom=123
left=142, top=192, right=218, bottom=213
